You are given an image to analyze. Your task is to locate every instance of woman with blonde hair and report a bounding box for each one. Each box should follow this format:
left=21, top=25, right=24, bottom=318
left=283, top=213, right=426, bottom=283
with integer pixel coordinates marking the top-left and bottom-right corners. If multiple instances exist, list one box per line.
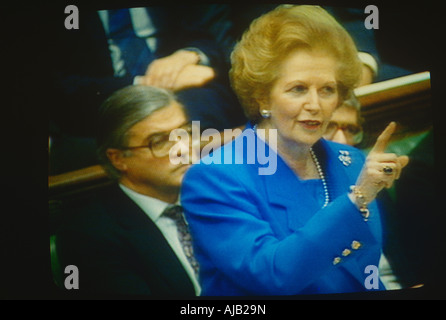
left=181, top=5, right=408, bottom=295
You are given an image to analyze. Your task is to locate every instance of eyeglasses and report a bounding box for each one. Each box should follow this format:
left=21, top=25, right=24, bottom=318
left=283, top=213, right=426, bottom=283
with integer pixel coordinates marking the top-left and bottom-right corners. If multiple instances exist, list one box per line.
left=324, top=121, right=363, bottom=145
left=121, top=122, right=194, bottom=158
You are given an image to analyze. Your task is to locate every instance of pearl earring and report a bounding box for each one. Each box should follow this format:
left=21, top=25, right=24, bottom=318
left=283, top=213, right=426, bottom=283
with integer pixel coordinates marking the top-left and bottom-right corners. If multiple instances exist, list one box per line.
left=260, top=109, right=271, bottom=118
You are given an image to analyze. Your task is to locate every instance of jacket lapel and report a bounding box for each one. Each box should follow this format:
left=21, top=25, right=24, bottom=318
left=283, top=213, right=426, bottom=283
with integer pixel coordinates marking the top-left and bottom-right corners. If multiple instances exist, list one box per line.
left=261, top=141, right=326, bottom=232
left=104, top=185, right=196, bottom=296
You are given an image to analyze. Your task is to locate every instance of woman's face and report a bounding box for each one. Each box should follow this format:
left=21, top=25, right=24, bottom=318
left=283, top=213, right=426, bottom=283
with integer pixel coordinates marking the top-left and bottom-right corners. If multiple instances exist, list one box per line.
left=260, top=49, right=339, bottom=148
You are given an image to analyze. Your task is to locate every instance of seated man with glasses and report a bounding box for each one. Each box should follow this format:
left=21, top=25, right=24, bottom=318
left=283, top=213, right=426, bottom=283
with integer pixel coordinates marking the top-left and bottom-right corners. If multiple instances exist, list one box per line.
left=55, top=85, right=200, bottom=297
left=323, top=94, right=363, bottom=146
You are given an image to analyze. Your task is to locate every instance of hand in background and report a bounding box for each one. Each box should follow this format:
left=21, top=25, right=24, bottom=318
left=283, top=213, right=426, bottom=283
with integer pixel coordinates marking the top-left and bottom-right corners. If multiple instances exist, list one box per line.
left=139, top=50, right=215, bottom=91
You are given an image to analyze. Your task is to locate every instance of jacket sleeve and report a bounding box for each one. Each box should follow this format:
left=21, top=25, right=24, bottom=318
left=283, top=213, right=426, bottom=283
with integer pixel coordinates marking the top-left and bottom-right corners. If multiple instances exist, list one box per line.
left=181, top=161, right=380, bottom=295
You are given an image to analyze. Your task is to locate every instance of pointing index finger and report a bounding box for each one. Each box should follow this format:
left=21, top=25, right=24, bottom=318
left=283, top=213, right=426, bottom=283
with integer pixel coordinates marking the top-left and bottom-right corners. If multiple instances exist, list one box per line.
left=370, top=122, right=396, bottom=154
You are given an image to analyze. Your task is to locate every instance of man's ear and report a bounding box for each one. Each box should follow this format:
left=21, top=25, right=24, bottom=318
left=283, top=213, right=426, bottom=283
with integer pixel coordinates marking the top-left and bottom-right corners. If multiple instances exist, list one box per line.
left=106, top=148, right=128, bottom=172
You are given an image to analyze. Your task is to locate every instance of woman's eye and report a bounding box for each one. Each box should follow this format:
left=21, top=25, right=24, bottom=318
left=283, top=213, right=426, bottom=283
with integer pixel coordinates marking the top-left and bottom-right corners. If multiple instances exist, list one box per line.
left=320, top=86, right=337, bottom=96
left=290, top=85, right=307, bottom=94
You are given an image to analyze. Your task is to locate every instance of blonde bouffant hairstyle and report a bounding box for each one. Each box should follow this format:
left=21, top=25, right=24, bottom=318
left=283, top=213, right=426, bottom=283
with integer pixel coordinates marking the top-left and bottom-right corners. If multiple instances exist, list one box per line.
left=229, top=5, right=363, bottom=123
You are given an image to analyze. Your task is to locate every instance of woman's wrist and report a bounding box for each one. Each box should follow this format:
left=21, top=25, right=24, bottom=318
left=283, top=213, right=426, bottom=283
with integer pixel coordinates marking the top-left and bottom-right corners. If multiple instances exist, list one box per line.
left=348, top=185, right=370, bottom=221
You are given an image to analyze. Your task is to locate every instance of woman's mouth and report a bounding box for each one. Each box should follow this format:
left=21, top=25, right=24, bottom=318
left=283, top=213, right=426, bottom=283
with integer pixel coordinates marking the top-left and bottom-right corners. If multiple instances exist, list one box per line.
left=299, top=120, right=322, bottom=130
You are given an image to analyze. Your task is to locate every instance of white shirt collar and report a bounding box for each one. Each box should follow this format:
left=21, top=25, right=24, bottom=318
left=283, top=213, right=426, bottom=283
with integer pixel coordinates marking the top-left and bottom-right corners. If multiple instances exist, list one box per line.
left=119, top=184, right=172, bottom=222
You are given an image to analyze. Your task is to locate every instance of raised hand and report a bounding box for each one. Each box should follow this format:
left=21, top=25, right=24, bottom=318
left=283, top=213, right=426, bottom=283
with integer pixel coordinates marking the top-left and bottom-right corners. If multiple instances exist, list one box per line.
left=353, top=122, right=409, bottom=205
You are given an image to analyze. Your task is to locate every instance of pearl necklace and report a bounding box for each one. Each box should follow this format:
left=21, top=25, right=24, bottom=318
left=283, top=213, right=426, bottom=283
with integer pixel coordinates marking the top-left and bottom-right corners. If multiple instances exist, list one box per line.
left=253, top=124, right=330, bottom=208
left=310, top=147, right=330, bottom=208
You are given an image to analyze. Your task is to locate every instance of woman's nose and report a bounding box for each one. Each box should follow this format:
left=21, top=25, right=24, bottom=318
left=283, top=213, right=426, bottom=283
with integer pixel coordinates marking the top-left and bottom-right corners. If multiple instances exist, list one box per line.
left=304, top=88, right=321, bottom=112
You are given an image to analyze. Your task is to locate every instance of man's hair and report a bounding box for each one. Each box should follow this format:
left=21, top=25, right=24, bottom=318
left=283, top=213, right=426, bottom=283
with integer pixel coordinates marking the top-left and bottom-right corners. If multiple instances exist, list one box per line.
left=96, top=85, right=177, bottom=179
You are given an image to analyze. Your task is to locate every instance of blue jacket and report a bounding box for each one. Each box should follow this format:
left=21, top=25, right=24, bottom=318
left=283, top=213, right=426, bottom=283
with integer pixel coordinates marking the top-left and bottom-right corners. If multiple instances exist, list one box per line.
left=181, top=125, right=384, bottom=296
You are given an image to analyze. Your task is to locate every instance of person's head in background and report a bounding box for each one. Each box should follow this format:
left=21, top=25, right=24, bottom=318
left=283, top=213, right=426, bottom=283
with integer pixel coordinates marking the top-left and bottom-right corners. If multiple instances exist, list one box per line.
left=97, top=85, right=197, bottom=203
left=323, top=93, right=364, bottom=146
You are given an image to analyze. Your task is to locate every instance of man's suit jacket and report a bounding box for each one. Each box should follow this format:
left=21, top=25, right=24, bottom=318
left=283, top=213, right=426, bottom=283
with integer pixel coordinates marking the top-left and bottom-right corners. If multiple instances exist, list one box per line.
left=49, top=5, right=245, bottom=136
left=181, top=124, right=385, bottom=296
left=56, top=184, right=196, bottom=297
